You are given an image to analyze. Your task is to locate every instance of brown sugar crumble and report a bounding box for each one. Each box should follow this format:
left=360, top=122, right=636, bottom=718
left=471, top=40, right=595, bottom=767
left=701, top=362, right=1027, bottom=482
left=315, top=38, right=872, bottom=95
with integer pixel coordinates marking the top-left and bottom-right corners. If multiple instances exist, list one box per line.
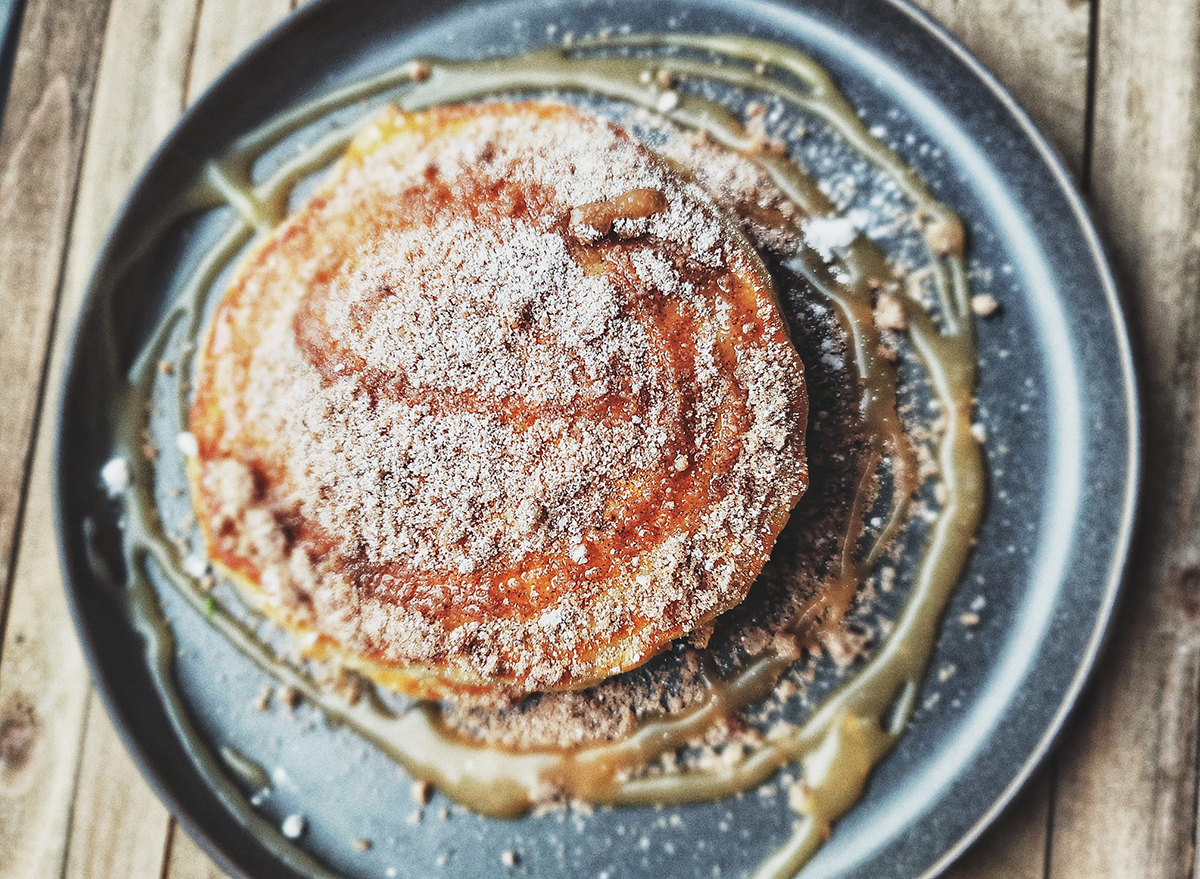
left=190, top=102, right=809, bottom=699
left=252, top=685, right=272, bottom=712
left=411, top=779, right=433, bottom=805
left=440, top=118, right=881, bottom=752
left=278, top=685, right=301, bottom=711
left=971, top=293, right=1000, bottom=317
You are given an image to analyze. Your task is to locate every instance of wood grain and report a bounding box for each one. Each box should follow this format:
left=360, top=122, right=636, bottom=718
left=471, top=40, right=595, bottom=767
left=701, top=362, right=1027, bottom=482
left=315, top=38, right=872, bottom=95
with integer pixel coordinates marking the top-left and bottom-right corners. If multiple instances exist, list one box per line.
left=0, top=0, right=201, bottom=877
left=186, top=0, right=294, bottom=105
left=164, top=824, right=230, bottom=879
left=0, top=0, right=111, bottom=628
left=910, top=0, right=1093, bottom=173
left=0, top=0, right=113, bottom=875
left=1049, top=0, right=1200, bottom=877
left=62, top=693, right=173, bottom=879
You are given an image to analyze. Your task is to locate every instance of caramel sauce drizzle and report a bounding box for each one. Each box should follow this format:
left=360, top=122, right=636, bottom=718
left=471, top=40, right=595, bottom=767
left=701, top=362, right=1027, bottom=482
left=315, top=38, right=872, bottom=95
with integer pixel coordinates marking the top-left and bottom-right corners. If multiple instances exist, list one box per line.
left=106, top=34, right=984, bottom=879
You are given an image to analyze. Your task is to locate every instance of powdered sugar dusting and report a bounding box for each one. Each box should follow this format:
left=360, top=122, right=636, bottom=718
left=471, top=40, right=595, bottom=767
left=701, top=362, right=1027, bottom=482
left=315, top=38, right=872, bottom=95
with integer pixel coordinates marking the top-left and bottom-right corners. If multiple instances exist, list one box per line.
left=190, top=101, right=808, bottom=696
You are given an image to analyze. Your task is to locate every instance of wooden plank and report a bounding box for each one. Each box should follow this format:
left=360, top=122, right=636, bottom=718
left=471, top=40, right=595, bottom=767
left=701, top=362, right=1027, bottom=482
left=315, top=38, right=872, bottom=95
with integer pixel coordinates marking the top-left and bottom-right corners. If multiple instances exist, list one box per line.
left=0, top=0, right=203, bottom=877
left=0, top=0, right=114, bottom=874
left=62, top=692, right=174, bottom=879
left=1049, top=0, right=1200, bottom=877
left=0, top=0, right=112, bottom=622
left=186, top=0, right=293, bottom=105
left=911, top=0, right=1092, bottom=175
left=164, top=824, right=231, bottom=879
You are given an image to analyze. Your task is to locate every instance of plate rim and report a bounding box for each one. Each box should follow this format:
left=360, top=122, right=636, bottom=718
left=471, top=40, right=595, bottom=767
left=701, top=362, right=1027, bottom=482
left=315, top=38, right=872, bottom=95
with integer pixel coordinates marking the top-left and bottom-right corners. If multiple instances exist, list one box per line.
left=874, top=2, right=1141, bottom=875
left=51, top=1, right=1142, bottom=877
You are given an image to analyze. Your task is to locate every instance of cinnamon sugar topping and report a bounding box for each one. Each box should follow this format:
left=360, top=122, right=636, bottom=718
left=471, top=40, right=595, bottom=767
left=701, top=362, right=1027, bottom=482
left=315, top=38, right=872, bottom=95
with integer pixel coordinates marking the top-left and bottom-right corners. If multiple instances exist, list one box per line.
left=189, top=101, right=808, bottom=698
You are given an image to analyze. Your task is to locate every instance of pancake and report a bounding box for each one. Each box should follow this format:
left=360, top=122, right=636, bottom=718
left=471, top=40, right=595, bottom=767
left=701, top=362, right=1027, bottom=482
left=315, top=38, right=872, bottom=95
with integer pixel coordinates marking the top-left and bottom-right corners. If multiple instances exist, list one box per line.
left=188, top=100, right=809, bottom=701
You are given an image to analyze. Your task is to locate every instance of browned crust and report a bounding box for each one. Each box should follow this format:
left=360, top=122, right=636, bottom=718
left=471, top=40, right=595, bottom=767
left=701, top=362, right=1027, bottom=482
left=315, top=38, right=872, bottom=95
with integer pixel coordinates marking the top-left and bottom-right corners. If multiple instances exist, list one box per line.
left=188, top=101, right=808, bottom=699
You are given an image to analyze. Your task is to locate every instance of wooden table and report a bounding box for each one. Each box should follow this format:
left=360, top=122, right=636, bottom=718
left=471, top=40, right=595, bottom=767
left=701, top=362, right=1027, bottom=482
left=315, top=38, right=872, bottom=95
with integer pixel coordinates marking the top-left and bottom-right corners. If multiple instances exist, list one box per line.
left=0, top=0, right=1190, bottom=876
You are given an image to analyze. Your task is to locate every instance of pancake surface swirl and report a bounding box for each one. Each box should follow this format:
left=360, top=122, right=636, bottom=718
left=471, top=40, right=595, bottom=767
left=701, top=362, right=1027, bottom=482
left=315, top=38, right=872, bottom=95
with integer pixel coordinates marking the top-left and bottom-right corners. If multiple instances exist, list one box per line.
left=190, top=101, right=809, bottom=699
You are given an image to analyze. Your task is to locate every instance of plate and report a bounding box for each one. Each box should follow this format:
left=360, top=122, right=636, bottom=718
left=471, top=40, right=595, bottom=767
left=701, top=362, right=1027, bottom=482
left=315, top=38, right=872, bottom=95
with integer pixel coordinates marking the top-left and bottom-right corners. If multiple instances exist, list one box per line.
left=55, top=1, right=1139, bottom=877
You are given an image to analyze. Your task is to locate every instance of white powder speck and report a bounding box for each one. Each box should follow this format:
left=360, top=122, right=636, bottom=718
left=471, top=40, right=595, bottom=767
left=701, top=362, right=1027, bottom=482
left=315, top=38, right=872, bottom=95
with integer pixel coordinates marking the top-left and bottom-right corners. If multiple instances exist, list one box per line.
left=175, top=432, right=199, bottom=457
left=281, top=814, right=306, bottom=839
left=100, top=457, right=130, bottom=497
left=182, top=554, right=209, bottom=578
left=802, top=215, right=859, bottom=257
left=656, top=90, right=679, bottom=113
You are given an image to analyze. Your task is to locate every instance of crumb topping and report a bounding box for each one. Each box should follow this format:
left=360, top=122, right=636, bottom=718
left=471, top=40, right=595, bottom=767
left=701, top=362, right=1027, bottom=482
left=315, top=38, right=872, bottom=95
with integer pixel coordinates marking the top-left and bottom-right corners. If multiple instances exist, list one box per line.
left=190, top=102, right=809, bottom=696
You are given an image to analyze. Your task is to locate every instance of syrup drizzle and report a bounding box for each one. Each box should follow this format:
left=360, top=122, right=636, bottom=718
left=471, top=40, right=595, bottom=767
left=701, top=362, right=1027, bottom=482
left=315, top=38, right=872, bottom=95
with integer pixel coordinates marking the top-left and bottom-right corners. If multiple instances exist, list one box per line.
left=105, top=35, right=983, bottom=879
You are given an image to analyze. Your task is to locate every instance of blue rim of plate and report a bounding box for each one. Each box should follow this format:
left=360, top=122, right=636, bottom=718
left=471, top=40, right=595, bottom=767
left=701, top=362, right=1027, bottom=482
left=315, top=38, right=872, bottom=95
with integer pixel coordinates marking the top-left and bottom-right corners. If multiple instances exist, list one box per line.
left=52, top=1, right=1140, bottom=877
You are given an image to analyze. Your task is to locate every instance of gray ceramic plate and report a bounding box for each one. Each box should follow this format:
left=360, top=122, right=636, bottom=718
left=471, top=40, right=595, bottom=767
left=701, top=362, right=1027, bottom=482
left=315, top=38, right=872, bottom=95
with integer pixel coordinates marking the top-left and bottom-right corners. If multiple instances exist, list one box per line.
left=55, top=1, right=1139, bottom=877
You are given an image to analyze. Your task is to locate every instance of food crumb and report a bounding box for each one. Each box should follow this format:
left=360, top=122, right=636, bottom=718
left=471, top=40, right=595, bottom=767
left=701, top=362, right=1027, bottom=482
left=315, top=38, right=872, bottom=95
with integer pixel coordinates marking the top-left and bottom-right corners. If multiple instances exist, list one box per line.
left=278, top=686, right=301, bottom=711
left=405, top=809, right=422, bottom=826
left=182, top=554, right=209, bottom=579
left=820, top=626, right=871, bottom=667
left=501, top=850, right=520, bottom=867
left=353, top=838, right=372, bottom=851
left=405, top=60, right=432, bottom=82
left=924, top=217, right=965, bottom=256
left=281, top=814, right=305, bottom=839
left=937, top=664, right=956, bottom=682
left=786, top=779, right=811, bottom=813
left=176, top=431, right=199, bottom=458
left=411, top=779, right=433, bottom=804
left=960, top=611, right=981, bottom=627
left=970, top=423, right=987, bottom=443
left=971, top=294, right=1000, bottom=317
left=252, top=685, right=273, bottom=712
left=874, top=291, right=907, bottom=331
left=158, top=359, right=175, bottom=375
